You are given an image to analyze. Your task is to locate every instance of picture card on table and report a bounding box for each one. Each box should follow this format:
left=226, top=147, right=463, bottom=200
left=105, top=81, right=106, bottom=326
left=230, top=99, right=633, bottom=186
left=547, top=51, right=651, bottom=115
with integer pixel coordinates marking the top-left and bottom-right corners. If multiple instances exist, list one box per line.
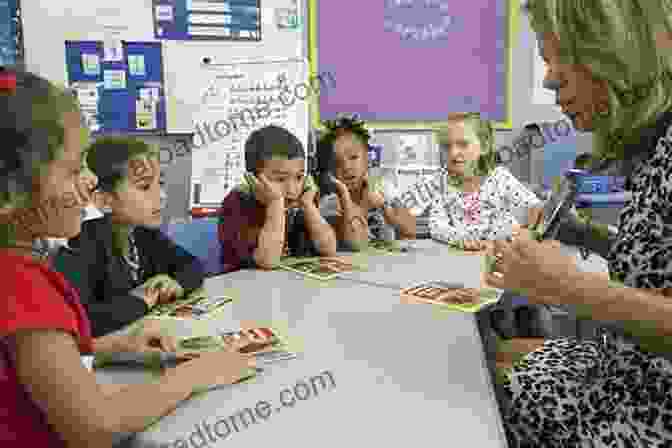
left=178, top=327, right=292, bottom=359
left=277, top=256, right=360, bottom=281
left=142, top=289, right=234, bottom=320
left=400, top=281, right=502, bottom=312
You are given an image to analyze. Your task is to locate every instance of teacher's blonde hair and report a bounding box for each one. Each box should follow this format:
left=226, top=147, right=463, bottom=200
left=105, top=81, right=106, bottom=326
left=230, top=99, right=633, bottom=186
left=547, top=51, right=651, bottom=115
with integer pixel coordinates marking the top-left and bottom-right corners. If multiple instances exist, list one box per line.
left=523, top=0, right=672, bottom=162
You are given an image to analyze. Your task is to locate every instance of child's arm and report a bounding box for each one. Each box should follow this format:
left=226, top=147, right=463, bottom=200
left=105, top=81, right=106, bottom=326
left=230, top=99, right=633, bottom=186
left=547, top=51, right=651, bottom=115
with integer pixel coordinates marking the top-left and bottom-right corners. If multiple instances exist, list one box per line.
left=11, top=330, right=193, bottom=446
left=335, top=179, right=369, bottom=250
left=303, top=200, right=338, bottom=256
left=526, top=206, right=544, bottom=229
left=60, top=230, right=151, bottom=338
left=254, top=199, right=286, bottom=269
left=149, top=229, right=205, bottom=293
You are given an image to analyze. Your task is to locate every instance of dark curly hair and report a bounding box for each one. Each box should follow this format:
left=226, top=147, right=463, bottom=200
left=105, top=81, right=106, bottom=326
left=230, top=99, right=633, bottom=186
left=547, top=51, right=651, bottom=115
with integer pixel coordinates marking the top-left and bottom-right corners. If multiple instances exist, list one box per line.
left=315, top=113, right=372, bottom=195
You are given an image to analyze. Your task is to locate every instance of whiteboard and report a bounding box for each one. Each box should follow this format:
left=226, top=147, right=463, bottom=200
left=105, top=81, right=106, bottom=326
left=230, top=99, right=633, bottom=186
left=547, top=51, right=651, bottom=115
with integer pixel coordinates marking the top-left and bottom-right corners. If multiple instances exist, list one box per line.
left=163, top=30, right=303, bottom=133
left=22, top=0, right=304, bottom=88
left=186, top=58, right=310, bottom=207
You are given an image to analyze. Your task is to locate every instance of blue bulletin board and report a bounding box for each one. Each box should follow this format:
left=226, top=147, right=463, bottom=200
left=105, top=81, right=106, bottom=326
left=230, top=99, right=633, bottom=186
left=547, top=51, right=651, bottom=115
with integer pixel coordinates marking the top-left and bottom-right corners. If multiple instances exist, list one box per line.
left=152, top=0, right=261, bottom=41
left=0, top=0, right=22, bottom=67
left=65, top=41, right=167, bottom=134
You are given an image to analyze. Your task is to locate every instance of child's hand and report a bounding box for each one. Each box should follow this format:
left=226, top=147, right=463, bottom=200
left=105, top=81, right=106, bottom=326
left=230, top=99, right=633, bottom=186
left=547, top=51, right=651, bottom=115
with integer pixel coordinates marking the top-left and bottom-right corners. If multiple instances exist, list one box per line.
left=171, top=347, right=257, bottom=391
left=329, top=174, right=351, bottom=201
left=362, top=176, right=385, bottom=210
left=116, top=320, right=180, bottom=353
left=250, top=173, right=284, bottom=205
left=299, top=175, right=318, bottom=209
left=143, top=287, right=160, bottom=309
left=462, top=240, right=489, bottom=251
left=143, top=275, right=184, bottom=305
left=299, top=188, right=318, bottom=209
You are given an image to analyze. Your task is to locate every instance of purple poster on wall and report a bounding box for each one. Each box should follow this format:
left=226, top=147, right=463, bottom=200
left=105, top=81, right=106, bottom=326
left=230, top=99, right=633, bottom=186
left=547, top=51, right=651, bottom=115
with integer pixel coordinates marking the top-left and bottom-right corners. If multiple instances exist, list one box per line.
left=314, top=0, right=509, bottom=124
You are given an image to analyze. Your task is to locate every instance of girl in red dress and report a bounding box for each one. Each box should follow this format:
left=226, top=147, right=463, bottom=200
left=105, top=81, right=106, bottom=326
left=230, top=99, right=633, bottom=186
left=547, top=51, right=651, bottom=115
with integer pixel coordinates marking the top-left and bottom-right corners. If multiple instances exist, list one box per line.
left=0, top=70, right=255, bottom=447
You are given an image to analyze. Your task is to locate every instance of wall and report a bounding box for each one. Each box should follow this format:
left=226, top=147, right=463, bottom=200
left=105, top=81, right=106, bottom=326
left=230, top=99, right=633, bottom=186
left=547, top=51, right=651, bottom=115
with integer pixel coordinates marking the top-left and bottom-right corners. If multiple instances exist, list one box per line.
left=24, top=1, right=600, bottom=223
left=157, top=6, right=596, bottom=222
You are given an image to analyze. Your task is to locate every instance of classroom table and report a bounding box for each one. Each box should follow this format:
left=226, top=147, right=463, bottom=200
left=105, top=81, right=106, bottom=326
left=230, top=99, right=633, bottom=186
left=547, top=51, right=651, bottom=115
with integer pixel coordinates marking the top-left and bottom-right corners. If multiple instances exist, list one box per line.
left=340, top=239, right=488, bottom=290
left=100, top=268, right=509, bottom=448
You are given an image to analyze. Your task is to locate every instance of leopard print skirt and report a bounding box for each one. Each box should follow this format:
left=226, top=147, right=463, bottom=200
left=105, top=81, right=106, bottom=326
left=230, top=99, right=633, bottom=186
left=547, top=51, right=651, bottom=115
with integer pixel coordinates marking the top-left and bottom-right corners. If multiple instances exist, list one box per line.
left=502, top=338, right=672, bottom=447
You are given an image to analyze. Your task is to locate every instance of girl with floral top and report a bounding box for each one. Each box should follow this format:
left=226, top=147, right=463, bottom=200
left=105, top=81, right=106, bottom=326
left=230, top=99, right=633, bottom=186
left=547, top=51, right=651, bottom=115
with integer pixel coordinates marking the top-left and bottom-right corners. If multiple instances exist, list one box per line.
left=399, top=113, right=543, bottom=249
left=316, top=114, right=416, bottom=250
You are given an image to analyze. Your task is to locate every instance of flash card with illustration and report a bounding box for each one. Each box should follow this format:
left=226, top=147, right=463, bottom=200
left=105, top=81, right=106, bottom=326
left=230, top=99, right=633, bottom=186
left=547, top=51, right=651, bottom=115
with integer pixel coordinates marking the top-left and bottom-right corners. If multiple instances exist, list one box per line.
left=401, top=281, right=500, bottom=310
left=220, top=327, right=283, bottom=354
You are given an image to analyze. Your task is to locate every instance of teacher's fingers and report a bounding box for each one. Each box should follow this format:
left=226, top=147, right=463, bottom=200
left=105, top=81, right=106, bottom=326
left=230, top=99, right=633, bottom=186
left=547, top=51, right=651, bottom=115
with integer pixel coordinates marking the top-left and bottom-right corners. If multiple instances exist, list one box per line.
left=491, top=239, right=516, bottom=259
left=483, top=271, right=505, bottom=289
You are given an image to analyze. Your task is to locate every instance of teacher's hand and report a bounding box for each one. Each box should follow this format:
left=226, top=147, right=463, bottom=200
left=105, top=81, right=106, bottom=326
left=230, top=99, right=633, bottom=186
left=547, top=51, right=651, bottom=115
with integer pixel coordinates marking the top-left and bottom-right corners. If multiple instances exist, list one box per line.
left=484, top=237, right=581, bottom=303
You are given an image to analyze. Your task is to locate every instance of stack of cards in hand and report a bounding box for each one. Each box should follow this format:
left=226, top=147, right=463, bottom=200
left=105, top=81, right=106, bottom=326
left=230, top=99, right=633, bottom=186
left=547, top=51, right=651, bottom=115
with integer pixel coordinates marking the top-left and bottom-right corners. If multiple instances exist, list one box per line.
left=401, top=281, right=502, bottom=312
left=277, top=256, right=358, bottom=281
left=146, top=294, right=233, bottom=320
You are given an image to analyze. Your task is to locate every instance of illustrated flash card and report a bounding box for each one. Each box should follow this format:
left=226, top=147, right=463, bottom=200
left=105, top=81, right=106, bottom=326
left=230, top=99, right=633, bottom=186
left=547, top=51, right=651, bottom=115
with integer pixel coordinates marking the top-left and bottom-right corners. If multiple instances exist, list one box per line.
left=400, top=281, right=501, bottom=312
left=278, top=257, right=358, bottom=280
left=220, top=327, right=281, bottom=353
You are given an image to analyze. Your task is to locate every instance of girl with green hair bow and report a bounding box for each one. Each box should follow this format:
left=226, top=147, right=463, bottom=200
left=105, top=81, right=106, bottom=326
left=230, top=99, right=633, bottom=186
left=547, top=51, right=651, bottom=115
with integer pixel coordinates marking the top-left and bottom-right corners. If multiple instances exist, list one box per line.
left=315, top=113, right=417, bottom=251
left=56, top=136, right=206, bottom=337
left=399, top=112, right=543, bottom=251
left=484, top=0, right=672, bottom=446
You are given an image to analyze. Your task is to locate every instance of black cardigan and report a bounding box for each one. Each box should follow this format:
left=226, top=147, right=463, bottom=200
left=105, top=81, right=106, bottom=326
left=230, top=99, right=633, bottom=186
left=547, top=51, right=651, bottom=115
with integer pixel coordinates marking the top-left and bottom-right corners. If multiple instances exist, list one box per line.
left=56, top=215, right=205, bottom=337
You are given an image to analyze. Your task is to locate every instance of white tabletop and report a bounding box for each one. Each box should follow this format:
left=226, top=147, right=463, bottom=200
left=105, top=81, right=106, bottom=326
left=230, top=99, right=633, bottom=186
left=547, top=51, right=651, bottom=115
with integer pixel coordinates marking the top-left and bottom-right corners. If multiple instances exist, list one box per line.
left=338, top=239, right=487, bottom=290
left=103, top=253, right=508, bottom=447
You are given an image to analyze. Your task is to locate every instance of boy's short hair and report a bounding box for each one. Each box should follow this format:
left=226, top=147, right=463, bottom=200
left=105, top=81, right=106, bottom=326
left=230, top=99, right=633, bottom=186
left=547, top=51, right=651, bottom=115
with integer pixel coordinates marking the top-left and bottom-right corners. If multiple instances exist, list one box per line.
left=244, top=125, right=305, bottom=173
left=87, top=136, right=158, bottom=192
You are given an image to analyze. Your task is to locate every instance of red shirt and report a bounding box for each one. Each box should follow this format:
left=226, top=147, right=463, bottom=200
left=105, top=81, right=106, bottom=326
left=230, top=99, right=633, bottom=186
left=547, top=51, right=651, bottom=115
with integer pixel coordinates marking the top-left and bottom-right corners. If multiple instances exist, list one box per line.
left=0, top=251, right=93, bottom=447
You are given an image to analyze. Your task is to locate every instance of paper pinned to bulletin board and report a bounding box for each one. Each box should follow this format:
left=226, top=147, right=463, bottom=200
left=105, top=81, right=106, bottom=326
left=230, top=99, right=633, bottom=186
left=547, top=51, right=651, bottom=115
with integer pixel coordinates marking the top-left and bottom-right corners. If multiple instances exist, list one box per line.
left=65, top=41, right=167, bottom=134
left=152, top=0, right=261, bottom=41
left=184, top=58, right=310, bottom=208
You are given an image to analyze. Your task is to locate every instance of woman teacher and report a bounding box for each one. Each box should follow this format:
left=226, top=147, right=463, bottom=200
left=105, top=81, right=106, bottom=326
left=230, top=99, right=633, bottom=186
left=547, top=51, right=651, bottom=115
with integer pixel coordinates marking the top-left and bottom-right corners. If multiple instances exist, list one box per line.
left=487, top=0, right=672, bottom=446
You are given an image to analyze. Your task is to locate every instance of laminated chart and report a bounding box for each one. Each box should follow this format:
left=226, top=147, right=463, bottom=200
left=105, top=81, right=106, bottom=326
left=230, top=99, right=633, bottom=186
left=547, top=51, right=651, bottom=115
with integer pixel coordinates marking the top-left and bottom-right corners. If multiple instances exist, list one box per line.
left=153, top=0, right=261, bottom=40
left=65, top=41, right=167, bottom=134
